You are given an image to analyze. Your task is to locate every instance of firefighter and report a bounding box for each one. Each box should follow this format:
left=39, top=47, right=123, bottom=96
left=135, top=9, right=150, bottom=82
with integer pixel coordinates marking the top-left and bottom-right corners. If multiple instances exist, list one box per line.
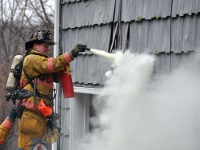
left=0, top=29, right=87, bottom=150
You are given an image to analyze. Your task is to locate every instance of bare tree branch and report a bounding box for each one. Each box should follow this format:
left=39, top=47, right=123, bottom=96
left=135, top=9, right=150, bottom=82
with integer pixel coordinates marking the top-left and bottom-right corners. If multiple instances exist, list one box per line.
left=0, top=1, right=54, bottom=149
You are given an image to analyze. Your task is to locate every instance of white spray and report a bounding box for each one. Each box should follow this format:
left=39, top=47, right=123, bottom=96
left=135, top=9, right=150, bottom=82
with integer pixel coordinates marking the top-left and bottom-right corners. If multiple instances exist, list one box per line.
left=77, top=50, right=200, bottom=150
left=90, top=49, right=116, bottom=60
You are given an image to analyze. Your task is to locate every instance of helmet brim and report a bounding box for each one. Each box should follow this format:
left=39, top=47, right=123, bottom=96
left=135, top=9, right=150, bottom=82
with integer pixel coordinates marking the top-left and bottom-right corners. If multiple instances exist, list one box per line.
left=25, top=40, right=55, bottom=50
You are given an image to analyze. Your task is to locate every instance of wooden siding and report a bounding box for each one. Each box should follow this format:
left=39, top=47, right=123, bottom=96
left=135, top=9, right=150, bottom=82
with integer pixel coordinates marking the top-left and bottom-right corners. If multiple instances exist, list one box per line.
left=59, top=0, right=200, bottom=85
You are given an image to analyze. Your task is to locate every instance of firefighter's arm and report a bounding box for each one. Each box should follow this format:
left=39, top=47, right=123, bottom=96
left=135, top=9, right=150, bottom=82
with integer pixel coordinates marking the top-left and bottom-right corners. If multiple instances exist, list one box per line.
left=23, top=44, right=87, bottom=76
left=24, top=53, right=71, bottom=76
left=47, top=44, right=87, bottom=72
left=46, top=44, right=87, bottom=72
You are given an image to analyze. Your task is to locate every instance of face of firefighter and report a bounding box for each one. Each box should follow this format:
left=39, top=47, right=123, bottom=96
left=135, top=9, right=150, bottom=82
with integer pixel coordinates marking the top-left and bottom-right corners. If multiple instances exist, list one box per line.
left=33, top=43, right=50, bottom=54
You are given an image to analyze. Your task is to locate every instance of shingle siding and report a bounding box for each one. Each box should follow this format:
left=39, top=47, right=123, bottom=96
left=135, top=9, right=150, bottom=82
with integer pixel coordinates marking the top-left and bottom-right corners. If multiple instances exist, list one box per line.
left=59, top=0, right=200, bottom=86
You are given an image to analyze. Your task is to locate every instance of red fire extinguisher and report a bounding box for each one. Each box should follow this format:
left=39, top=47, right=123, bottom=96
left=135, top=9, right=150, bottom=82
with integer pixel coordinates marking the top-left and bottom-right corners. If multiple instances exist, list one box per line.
left=60, top=63, right=74, bottom=98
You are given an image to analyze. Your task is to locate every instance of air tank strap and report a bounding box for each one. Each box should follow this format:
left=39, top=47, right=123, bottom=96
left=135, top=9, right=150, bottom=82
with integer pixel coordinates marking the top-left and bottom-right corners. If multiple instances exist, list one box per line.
left=23, top=68, right=53, bottom=101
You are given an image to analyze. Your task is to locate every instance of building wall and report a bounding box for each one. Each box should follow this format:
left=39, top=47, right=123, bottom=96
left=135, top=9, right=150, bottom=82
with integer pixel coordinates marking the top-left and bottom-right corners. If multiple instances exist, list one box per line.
left=57, top=0, right=200, bottom=149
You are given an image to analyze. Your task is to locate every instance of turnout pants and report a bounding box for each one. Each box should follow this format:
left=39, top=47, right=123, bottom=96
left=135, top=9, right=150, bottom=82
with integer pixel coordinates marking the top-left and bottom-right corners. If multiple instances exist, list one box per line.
left=18, top=109, right=46, bottom=150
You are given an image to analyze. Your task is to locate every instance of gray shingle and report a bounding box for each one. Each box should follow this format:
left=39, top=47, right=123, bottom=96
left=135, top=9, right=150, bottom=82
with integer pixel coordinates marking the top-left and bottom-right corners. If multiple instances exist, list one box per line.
left=60, top=134, right=70, bottom=150
left=61, top=0, right=116, bottom=28
left=171, top=15, right=199, bottom=53
left=129, top=18, right=170, bottom=53
left=172, top=0, right=200, bottom=17
left=118, top=0, right=172, bottom=22
left=60, top=107, right=70, bottom=135
left=61, top=24, right=111, bottom=53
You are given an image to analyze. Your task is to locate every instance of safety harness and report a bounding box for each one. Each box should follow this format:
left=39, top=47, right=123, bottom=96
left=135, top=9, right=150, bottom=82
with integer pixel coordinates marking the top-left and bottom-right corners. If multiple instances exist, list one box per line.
left=8, top=51, right=55, bottom=118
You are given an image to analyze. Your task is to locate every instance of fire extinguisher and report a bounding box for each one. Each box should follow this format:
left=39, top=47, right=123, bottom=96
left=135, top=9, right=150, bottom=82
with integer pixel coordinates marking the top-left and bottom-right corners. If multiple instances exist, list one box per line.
left=60, top=63, right=74, bottom=98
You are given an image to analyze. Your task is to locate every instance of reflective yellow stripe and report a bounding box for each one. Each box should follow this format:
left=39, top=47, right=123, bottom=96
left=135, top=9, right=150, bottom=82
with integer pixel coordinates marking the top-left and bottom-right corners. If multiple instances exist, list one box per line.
left=63, top=52, right=73, bottom=64
left=47, top=58, right=54, bottom=73
left=22, top=99, right=38, bottom=111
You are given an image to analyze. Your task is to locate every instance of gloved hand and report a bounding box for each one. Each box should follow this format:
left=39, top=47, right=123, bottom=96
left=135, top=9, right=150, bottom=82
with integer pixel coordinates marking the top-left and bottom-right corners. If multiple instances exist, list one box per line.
left=8, top=107, right=17, bottom=122
left=74, top=44, right=87, bottom=52
left=70, top=44, right=87, bottom=58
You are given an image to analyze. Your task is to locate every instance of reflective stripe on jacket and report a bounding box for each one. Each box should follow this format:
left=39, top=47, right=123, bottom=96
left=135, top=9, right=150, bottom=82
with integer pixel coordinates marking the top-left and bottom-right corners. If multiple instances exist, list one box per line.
left=2, top=118, right=14, bottom=129
left=20, top=78, right=54, bottom=89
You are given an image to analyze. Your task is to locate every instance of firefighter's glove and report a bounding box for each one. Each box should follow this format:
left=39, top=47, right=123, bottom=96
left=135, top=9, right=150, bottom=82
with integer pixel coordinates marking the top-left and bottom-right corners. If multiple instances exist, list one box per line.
left=8, top=107, right=17, bottom=122
left=46, top=119, right=54, bottom=130
left=70, top=44, right=87, bottom=58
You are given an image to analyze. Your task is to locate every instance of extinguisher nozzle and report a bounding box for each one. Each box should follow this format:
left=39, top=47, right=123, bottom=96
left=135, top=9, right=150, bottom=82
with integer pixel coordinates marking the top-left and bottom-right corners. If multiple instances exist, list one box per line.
left=86, top=48, right=90, bottom=51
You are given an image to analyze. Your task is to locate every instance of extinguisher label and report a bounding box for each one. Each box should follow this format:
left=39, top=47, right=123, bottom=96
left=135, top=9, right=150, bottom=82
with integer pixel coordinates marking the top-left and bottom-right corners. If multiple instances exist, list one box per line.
left=67, top=66, right=71, bottom=75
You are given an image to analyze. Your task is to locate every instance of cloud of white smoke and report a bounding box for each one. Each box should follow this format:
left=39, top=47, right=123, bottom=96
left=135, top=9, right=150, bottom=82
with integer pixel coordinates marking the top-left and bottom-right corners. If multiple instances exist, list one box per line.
left=77, top=51, right=200, bottom=150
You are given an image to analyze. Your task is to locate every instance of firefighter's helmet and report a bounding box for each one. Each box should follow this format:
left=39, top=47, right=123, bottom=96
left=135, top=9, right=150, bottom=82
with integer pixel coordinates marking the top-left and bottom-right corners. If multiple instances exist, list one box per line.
left=25, top=29, right=55, bottom=50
